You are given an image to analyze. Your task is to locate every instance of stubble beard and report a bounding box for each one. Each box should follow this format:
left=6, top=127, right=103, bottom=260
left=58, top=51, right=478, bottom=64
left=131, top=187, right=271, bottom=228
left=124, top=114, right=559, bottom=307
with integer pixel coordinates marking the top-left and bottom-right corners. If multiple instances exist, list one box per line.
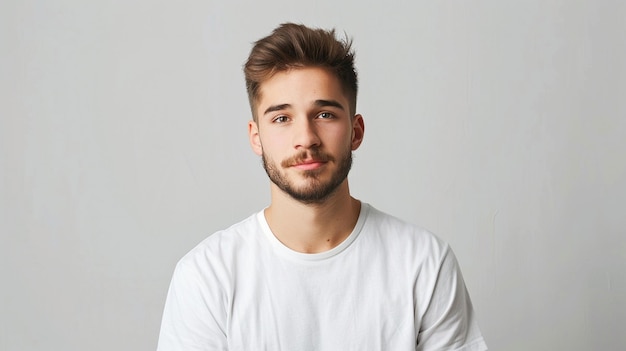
left=262, top=148, right=353, bottom=205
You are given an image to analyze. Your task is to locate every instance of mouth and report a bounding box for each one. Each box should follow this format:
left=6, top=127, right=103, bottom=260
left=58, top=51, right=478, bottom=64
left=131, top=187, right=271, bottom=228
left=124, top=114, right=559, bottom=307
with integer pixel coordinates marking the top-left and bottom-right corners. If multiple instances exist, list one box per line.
left=292, top=159, right=327, bottom=170
left=281, top=151, right=333, bottom=170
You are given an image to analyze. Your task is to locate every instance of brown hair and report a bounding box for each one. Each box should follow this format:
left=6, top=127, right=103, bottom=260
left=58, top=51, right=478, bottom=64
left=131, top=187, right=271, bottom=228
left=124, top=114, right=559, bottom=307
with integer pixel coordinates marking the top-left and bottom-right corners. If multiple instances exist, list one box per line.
left=244, top=23, right=358, bottom=120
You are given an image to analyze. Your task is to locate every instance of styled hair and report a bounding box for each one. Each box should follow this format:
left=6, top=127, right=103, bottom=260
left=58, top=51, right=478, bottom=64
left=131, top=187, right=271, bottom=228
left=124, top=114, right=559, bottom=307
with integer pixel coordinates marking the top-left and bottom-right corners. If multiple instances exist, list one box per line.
left=244, top=23, right=358, bottom=120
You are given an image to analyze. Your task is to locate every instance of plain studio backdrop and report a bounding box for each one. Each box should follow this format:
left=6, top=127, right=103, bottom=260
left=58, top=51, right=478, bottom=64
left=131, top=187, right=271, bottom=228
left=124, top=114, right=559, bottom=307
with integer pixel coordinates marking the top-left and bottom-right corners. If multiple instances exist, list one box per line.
left=1, top=1, right=625, bottom=350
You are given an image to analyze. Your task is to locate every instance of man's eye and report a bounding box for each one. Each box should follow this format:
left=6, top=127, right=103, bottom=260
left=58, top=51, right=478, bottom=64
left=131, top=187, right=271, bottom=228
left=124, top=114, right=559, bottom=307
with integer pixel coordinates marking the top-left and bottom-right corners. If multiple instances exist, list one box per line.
left=318, top=112, right=334, bottom=119
left=273, top=116, right=289, bottom=123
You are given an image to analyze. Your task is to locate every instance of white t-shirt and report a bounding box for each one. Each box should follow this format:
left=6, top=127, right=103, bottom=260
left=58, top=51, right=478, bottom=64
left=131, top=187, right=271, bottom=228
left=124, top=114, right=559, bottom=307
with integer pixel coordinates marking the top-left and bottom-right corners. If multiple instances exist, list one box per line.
left=157, top=203, right=487, bottom=351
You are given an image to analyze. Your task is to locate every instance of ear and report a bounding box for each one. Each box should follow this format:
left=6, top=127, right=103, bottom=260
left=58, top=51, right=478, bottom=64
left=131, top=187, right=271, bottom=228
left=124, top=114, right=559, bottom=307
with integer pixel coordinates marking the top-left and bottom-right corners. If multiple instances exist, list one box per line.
left=350, top=114, right=365, bottom=150
left=248, top=120, right=263, bottom=156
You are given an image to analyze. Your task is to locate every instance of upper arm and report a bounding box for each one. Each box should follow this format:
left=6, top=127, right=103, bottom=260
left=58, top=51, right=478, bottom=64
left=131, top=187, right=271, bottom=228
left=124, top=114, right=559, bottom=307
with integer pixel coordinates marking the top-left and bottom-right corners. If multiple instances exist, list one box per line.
left=415, top=247, right=487, bottom=351
left=157, top=258, right=228, bottom=351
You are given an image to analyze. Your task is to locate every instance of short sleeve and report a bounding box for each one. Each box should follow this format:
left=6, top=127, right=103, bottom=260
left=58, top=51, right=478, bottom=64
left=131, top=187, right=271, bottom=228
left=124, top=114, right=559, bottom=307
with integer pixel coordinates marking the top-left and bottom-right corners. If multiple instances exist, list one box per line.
left=157, top=257, right=228, bottom=351
left=416, top=246, right=488, bottom=351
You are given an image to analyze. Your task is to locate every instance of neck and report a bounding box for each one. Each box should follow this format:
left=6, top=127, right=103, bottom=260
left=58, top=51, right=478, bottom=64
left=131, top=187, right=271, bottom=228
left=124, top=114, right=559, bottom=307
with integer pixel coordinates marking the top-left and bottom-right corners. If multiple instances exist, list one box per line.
left=264, top=181, right=361, bottom=253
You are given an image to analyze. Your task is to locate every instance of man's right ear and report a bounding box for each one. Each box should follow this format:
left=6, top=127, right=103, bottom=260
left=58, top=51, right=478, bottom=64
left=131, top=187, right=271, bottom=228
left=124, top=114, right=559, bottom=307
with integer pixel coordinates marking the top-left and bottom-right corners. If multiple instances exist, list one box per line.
left=248, top=120, right=263, bottom=156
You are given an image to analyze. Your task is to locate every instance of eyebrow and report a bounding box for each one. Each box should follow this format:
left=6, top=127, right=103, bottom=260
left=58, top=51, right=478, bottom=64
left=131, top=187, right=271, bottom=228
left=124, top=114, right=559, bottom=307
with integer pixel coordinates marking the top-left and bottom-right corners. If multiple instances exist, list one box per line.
left=263, top=104, right=291, bottom=116
left=263, top=100, right=345, bottom=116
left=314, top=99, right=345, bottom=110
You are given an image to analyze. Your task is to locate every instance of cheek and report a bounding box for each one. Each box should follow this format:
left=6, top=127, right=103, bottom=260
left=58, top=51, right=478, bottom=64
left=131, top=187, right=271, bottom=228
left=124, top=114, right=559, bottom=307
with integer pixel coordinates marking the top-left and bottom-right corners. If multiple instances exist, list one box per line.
left=325, top=126, right=353, bottom=148
left=260, top=133, right=289, bottom=154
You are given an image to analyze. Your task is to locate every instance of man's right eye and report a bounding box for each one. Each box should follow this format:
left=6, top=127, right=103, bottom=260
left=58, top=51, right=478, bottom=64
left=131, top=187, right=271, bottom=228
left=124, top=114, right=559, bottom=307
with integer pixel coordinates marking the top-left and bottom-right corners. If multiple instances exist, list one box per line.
left=273, top=116, right=289, bottom=123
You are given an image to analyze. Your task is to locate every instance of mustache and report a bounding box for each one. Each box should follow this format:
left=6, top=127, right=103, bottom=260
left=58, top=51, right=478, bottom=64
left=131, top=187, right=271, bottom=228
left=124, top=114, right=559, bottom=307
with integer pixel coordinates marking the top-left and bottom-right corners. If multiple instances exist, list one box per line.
left=281, top=150, right=334, bottom=168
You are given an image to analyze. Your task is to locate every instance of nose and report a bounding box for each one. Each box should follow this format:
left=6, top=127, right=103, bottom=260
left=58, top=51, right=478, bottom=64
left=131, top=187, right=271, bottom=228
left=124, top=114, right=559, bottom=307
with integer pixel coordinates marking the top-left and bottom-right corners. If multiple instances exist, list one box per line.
left=293, top=118, right=321, bottom=149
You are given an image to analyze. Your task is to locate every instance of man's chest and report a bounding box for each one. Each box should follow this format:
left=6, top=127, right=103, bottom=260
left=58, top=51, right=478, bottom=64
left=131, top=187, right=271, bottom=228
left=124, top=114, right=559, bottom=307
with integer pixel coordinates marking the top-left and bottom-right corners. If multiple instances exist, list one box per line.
left=224, top=255, right=418, bottom=351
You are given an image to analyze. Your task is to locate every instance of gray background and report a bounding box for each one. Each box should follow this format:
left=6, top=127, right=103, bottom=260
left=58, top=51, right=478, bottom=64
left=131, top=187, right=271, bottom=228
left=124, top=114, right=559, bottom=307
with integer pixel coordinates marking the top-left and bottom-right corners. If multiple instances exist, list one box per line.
left=2, top=0, right=625, bottom=350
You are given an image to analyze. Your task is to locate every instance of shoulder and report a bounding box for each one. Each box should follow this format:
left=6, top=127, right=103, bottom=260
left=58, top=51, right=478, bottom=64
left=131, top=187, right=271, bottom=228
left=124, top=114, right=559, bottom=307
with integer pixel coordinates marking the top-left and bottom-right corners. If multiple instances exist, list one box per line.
left=362, top=204, right=450, bottom=262
left=174, top=212, right=263, bottom=278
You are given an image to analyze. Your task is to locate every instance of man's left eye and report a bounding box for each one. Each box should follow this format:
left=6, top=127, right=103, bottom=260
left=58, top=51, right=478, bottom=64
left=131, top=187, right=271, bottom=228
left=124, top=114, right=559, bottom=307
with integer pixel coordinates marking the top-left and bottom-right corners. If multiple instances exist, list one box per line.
left=318, top=112, right=333, bottom=119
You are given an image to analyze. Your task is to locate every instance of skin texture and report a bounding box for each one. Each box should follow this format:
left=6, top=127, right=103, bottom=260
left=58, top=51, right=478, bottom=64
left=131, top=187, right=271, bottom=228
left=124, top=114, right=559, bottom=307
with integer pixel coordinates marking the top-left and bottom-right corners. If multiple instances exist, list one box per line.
left=248, top=66, right=365, bottom=253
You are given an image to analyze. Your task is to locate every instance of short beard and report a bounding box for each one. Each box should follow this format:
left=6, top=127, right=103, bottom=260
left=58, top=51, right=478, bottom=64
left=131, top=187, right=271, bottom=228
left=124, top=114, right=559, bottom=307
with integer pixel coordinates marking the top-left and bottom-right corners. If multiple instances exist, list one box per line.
left=262, top=148, right=353, bottom=205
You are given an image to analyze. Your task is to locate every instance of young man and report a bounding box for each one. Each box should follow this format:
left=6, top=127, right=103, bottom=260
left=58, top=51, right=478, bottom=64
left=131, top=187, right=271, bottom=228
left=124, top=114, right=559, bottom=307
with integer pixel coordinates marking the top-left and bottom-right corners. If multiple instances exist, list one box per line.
left=157, top=23, right=487, bottom=350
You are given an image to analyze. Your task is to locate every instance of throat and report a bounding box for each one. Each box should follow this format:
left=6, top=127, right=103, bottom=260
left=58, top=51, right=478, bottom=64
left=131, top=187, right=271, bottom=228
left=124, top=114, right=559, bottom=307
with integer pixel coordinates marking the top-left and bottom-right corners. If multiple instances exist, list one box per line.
left=264, top=197, right=361, bottom=254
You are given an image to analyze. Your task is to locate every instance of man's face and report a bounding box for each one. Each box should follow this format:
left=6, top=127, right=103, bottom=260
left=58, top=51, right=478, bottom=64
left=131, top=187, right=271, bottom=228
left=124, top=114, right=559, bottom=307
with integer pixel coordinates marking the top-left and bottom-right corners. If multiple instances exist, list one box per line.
left=248, top=67, right=364, bottom=204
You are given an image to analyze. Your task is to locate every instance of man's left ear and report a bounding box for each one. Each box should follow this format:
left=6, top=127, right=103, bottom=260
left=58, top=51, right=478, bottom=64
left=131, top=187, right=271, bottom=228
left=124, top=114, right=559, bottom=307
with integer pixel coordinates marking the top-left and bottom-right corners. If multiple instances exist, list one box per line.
left=351, top=114, right=365, bottom=150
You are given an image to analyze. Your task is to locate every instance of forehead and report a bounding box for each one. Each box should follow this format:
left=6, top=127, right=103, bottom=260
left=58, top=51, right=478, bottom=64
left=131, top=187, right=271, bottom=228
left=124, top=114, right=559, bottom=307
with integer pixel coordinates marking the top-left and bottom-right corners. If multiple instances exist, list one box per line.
left=256, top=67, right=349, bottom=112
